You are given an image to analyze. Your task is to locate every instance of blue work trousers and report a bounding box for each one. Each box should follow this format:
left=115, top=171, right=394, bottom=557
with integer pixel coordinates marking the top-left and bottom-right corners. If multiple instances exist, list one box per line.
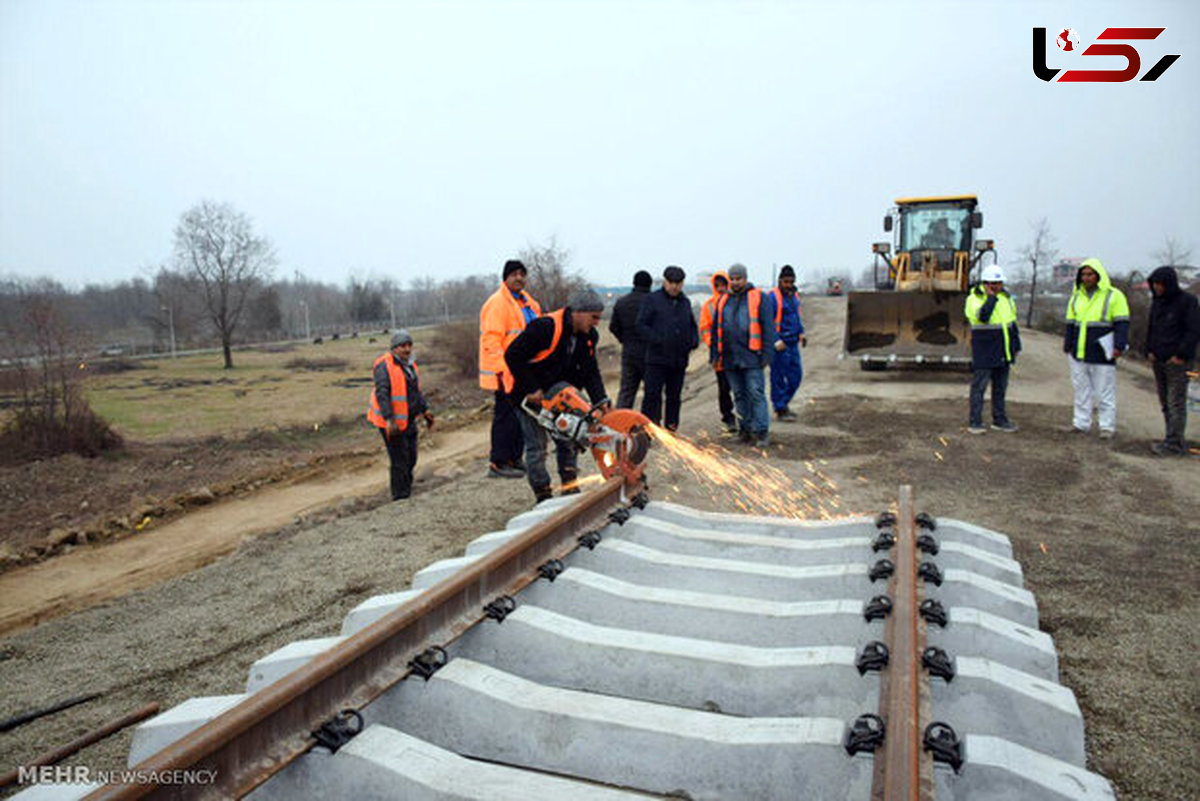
left=725, top=367, right=770, bottom=436
left=770, top=345, right=803, bottom=412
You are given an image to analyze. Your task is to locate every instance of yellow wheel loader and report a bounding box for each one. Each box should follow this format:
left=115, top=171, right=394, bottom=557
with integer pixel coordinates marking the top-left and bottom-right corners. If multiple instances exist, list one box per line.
left=844, top=194, right=995, bottom=370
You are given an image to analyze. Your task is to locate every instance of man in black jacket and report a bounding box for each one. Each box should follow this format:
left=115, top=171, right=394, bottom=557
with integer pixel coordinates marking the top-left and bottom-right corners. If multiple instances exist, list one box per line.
left=609, top=270, right=653, bottom=408
left=505, top=290, right=611, bottom=502
left=1144, top=266, right=1200, bottom=456
left=637, top=265, right=699, bottom=431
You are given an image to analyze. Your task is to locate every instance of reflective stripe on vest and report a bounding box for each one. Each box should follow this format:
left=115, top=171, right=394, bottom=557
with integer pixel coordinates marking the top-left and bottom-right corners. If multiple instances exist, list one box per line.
left=714, top=288, right=763, bottom=367
left=1069, top=288, right=1127, bottom=360
left=966, top=289, right=1018, bottom=362
left=366, top=353, right=417, bottom=430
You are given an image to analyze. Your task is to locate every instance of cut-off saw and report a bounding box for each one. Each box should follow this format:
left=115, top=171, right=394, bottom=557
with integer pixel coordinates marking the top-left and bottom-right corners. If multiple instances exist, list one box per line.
left=521, top=382, right=652, bottom=481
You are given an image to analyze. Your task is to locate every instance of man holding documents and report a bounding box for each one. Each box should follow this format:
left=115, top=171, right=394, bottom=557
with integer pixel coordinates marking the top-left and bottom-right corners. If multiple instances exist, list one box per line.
left=1064, top=258, right=1130, bottom=439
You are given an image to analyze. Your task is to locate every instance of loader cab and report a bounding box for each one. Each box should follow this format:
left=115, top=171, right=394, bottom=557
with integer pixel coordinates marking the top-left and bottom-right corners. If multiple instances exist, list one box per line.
left=878, top=196, right=984, bottom=292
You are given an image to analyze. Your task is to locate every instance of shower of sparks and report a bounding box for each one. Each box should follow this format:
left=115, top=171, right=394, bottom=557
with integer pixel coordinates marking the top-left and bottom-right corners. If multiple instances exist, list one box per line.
left=644, top=423, right=847, bottom=520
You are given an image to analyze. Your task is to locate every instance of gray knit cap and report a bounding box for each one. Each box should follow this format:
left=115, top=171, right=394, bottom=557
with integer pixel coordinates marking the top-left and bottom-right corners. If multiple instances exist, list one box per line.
left=727, top=263, right=748, bottom=279
left=390, top=329, right=413, bottom=348
left=568, top=289, right=605, bottom=312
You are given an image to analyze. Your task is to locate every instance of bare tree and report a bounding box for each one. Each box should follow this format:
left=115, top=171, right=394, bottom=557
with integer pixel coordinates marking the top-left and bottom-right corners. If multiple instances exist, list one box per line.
left=1151, top=235, right=1194, bottom=268
left=1018, top=218, right=1059, bottom=327
left=520, top=236, right=589, bottom=309
left=173, top=200, right=277, bottom=368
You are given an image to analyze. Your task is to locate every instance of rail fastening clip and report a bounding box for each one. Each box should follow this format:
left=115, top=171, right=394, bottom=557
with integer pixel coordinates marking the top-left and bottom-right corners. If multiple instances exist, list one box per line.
left=844, top=714, right=886, bottom=756
left=311, top=709, right=364, bottom=754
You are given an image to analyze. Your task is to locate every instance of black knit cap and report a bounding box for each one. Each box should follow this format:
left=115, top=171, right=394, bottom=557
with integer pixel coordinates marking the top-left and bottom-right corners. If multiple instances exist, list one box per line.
left=633, top=270, right=653, bottom=288
left=779, top=264, right=796, bottom=279
left=502, top=259, right=527, bottom=279
left=663, top=265, right=686, bottom=283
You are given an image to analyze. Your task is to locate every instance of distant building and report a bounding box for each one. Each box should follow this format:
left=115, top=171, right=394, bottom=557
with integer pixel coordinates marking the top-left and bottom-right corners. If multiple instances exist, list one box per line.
left=1051, top=257, right=1086, bottom=287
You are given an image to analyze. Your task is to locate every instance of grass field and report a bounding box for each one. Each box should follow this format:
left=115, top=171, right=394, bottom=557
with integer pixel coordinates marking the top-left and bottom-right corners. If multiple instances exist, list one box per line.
left=83, top=330, right=455, bottom=441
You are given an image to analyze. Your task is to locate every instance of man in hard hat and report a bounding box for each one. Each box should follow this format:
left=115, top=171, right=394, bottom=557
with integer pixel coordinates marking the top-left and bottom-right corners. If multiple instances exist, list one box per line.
left=479, top=259, right=542, bottom=478
left=367, top=330, right=435, bottom=500
left=1063, top=258, right=1130, bottom=439
left=964, top=265, right=1021, bottom=434
left=504, top=290, right=611, bottom=503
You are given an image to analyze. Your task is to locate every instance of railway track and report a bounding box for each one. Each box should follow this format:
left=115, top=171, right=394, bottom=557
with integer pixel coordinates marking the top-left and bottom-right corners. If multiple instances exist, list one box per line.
left=15, top=476, right=1114, bottom=799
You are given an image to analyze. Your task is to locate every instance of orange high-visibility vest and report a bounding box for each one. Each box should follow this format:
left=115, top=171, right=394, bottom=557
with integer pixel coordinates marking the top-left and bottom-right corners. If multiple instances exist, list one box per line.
left=479, top=285, right=541, bottom=390
left=699, top=295, right=718, bottom=347
left=714, top=288, right=763, bottom=368
left=770, top=287, right=800, bottom=327
left=366, top=353, right=418, bottom=431
left=502, top=309, right=567, bottom=393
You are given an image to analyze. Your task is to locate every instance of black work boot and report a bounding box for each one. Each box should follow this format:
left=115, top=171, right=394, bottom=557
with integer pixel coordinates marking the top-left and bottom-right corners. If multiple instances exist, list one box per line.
left=533, top=485, right=554, bottom=504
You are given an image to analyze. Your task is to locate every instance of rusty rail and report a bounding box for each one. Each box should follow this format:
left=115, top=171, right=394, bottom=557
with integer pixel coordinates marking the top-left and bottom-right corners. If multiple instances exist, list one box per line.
left=86, top=475, right=640, bottom=800
left=0, top=703, right=159, bottom=790
left=871, top=485, right=934, bottom=800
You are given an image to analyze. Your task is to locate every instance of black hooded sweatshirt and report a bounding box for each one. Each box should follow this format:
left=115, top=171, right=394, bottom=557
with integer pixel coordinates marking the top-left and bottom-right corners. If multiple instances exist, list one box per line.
left=1144, top=266, right=1200, bottom=364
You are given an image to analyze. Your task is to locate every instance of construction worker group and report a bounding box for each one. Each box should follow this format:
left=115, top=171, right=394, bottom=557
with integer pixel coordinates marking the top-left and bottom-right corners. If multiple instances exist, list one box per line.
left=470, top=260, right=807, bottom=501
left=369, top=258, right=1197, bottom=502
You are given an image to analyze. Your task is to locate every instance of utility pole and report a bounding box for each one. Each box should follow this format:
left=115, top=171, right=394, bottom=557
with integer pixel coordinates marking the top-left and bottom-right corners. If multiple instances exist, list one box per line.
left=388, top=296, right=396, bottom=330
left=299, top=300, right=311, bottom=341
left=161, top=305, right=176, bottom=358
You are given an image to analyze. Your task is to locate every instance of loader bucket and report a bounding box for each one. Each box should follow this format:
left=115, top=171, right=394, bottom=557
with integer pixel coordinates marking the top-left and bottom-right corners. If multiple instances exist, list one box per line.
left=843, top=290, right=972, bottom=368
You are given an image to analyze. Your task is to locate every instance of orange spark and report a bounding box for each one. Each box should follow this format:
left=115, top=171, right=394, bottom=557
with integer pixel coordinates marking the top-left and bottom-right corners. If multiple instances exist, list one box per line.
left=644, top=423, right=851, bottom=520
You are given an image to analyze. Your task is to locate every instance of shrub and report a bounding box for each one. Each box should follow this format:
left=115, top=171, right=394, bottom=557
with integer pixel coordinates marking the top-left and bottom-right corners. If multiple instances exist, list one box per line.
left=430, top=320, right=479, bottom=379
left=0, top=284, right=124, bottom=463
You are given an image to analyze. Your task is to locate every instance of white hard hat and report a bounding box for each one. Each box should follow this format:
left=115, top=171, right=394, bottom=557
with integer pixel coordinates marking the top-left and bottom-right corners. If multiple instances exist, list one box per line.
left=980, top=265, right=1005, bottom=283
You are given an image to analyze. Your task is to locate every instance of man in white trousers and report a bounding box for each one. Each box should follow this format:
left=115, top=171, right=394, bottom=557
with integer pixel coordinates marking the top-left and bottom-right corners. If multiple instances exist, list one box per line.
left=1063, top=258, right=1130, bottom=439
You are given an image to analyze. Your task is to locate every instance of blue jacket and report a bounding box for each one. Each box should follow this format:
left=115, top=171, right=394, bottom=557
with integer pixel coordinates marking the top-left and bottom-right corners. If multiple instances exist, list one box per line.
left=770, top=288, right=805, bottom=346
left=709, top=285, right=777, bottom=370
left=637, top=288, right=699, bottom=368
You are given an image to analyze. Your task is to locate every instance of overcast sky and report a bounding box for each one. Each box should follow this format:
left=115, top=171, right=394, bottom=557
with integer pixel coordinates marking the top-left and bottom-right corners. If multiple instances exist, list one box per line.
left=2, top=0, right=1197, bottom=290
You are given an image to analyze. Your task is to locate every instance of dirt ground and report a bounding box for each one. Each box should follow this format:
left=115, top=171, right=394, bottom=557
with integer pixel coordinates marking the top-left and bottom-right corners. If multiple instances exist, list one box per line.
left=1, top=296, right=1197, bottom=800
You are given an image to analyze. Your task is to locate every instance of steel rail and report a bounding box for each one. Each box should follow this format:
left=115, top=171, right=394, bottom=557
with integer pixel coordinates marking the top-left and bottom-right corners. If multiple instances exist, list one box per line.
left=86, top=475, right=640, bottom=800
left=871, top=485, right=934, bottom=800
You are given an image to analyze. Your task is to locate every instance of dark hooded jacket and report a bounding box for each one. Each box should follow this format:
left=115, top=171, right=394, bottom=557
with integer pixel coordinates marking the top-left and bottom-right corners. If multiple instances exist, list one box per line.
left=504, top=307, right=608, bottom=405
left=636, top=287, right=699, bottom=368
left=1145, top=266, right=1200, bottom=364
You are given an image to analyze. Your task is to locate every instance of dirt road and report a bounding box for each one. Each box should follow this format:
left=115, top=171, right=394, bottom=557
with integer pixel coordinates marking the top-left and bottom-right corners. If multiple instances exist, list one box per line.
left=1, top=296, right=1196, bottom=800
